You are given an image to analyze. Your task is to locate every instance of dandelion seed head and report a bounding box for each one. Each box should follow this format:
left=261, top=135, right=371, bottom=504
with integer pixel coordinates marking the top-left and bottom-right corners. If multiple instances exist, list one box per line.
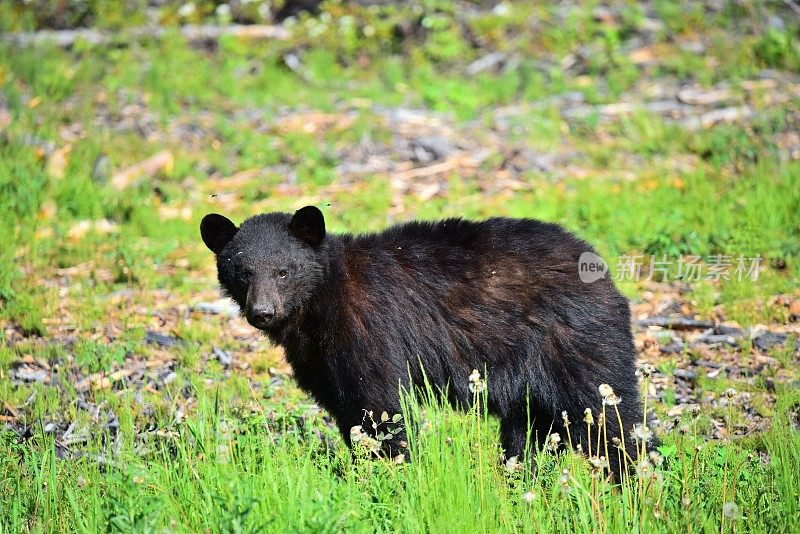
left=603, top=393, right=622, bottom=406
left=561, top=410, right=570, bottom=426
left=633, top=423, right=653, bottom=443
left=468, top=369, right=486, bottom=394
left=649, top=450, right=664, bottom=467
left=724, top=387, right=737, bottom=399
left=558, top=469, right=571, bottom=492
left=583, top=408, right=594, bottom=424
left=678, top=424, right=690, bottom=435
left=636, top=459, right=653, bottom=478
left=505, top=456, right=521, bottom=473
left=598, top=384, right=614, bottom=398
left=588, top=456, right=608, bottom=472
left=521, top=491, right=536, bottom=504
left=723, top=502, right=741, bottom=520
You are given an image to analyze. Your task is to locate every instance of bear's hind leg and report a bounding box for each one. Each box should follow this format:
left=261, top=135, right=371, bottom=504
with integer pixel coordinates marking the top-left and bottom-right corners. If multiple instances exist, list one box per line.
left=500, top=416, right=528, bottom=462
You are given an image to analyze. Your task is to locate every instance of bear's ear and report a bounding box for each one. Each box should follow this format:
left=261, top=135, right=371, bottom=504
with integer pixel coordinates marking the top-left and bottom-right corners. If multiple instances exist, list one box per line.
left=289, top=206, right=325, bottom=248
left=200, top=214, right=238, bottom=254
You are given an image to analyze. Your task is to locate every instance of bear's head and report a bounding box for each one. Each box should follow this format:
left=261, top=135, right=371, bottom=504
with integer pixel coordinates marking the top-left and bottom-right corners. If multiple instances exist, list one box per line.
left=200, top=206, right=326, bottom=331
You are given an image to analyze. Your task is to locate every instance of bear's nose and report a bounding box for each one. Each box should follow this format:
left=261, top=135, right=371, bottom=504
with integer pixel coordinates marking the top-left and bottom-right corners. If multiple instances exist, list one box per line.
left=249, top=304, right=275, bottom=325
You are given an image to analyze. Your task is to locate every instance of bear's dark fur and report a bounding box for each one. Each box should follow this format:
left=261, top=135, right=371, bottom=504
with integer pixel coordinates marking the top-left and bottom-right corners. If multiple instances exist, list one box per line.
left=200, top=207, right=646, bottom=478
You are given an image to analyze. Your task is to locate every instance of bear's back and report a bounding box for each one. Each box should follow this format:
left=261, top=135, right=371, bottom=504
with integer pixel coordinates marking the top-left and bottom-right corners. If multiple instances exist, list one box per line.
left=325, top=217, right=618, bottom=359
left=339, top=217, right=595, bottom=294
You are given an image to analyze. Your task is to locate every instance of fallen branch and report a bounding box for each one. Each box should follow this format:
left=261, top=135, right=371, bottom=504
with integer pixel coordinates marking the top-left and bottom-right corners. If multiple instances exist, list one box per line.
left=111, top=150, right=173, bottom=190
left=391, top=158, right=463, bottom=181
left=390, top=153, right=483, bottom=182
left=4, top=24, right=290, bottom=49
left=636, top=316, right=716, bottom=330
left=681, top=106, right=753, bottom=131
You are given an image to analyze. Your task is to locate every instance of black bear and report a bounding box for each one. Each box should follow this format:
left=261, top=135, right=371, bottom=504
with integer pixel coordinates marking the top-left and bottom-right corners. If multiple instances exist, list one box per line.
left=200, top=207, right=646, bottom=478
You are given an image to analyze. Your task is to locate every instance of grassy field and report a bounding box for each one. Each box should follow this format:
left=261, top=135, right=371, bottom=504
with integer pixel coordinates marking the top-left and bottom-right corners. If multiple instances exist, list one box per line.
left=1, top=1, right=799, bottom=532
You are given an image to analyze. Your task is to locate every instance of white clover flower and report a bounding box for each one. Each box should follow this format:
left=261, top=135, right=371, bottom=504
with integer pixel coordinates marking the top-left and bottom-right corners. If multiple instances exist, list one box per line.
left=350, top=425, right=365, bottom=443
left=215, top=4, right=231, bottom=19
left=598, top=384, right=614, bottom=398
left=178, top=2, right=196, bottom=17
left=350, top=425, right=380, bottom=454
left=548, top=432, right=562, bottom=451
left=521, top=491, right=536, bottom=503
left=492, top=2, right=511, bottom=16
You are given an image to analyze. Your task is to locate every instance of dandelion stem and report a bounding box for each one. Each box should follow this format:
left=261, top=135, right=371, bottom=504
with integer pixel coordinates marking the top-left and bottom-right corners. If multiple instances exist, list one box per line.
left=601, top=404, right=610, bottom=480
left=587, top=421, right=592, bottom=458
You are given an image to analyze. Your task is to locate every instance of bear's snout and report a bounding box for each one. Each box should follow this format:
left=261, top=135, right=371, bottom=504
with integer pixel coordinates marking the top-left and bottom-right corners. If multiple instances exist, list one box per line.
left=247, top=303, right=276, bottom=329
left=246, top=293, right=281, bottom=329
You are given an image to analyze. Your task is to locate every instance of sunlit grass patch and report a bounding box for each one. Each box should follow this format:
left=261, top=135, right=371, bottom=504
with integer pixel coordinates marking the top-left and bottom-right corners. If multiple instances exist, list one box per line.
left=1, top=376, right=797, bottom=532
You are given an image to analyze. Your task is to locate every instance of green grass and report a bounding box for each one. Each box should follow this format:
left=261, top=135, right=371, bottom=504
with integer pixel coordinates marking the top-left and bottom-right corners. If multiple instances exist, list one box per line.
left=1, top=1, right=799, bottom=532
left=1, top=382, right=798, bottom=532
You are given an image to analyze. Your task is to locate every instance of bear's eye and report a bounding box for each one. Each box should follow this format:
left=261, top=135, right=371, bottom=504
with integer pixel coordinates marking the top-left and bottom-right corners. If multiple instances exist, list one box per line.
left=278, top=269, right=288, bottom=278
